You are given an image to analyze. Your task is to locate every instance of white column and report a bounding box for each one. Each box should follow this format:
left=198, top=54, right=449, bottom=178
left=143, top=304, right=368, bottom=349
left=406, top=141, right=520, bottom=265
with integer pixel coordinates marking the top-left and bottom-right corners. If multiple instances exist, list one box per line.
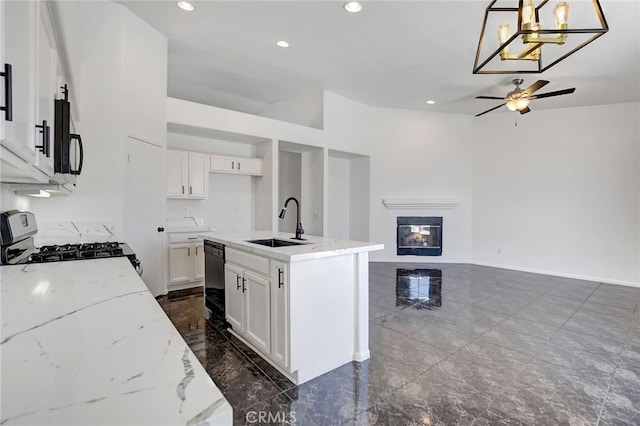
left=353, top=251, right=370, bottom=361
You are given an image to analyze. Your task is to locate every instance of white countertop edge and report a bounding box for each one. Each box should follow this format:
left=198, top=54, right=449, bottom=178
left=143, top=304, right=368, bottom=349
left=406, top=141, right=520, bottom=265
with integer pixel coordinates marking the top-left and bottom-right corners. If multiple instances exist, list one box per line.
left=199, top=231, right=384, bottom=262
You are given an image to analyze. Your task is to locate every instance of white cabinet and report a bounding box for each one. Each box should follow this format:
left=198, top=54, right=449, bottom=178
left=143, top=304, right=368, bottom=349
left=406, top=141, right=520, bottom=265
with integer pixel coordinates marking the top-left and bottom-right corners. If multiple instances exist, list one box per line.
left=1, top=0, right=37, bottom=164
left=168, top=241, right=204, bottom=284
left=270, top=260, right=289, bottom=369
left=34, top=3, right=58, bottom=176
left=165, top=150, right=208, bottom=199
left=210, top=154, right=263, bottom=176
left=224, top=248, right=271, bottom=355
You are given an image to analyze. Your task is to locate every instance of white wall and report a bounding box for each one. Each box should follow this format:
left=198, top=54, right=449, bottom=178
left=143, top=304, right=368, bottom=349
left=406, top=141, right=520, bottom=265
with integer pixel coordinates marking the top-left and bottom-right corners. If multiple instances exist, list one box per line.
left=278, top=150, right=302, bottom=234
left=0, top=187, right=31, bottom=212
left=472, top=102, right=640, bottom=285
left=167, top=132, right=256, bottom=232
left=301, top=149, right=325, bottom=237
left=321, top=94, right=474, bottom=262
left=327, top=156, right=351, bottom=240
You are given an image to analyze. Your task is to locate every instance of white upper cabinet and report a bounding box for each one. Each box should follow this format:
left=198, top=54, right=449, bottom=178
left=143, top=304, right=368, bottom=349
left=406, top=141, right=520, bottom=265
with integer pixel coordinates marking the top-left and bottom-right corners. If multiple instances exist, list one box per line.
left=0, top=1, right=63, bottom=183
left=188, top=152, right=208, bottom=198
left=165, top=149, right=188, bottom=197
left=34, top=3, right=58, bottom=176
left=1, top=0, right=37, bottom=164
left=210, top=154, right=263, bottom=176
left=165, top=149, right=208, bottom=199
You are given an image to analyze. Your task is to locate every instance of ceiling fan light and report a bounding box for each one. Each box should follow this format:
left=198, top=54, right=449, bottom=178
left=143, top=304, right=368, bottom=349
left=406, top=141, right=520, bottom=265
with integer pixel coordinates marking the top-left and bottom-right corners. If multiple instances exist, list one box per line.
left=506, top=97, right=530, bottom=112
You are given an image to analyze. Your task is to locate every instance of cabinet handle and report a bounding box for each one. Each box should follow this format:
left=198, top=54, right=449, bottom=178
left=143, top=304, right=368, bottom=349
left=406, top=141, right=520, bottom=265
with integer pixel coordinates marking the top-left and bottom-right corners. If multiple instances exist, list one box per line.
left=195, top=246, right=198, bottom=255
left=69, top=134, right=83, bottom=175
left=231, top=161, right=234, bottom=170
left=189, top=186, right=192, bottom=195
left=242, top=277, right=246, bottom=293
left=278, top=268, right=284, bottom=288
left=1, top=63, right=12, bottom=121
left=236, top=275, right=241, bottom=290
left=238, top=161, right=241, bottom=171
left=182, top=185, right=185, bottom=194
left=35, top=120, right=50, bottom=157
left=157, top=227, right=165, bottom=232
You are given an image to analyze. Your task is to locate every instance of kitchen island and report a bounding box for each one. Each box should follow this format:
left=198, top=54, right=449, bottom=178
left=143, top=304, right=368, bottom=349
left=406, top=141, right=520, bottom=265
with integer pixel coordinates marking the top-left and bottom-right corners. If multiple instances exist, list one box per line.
left=200, top=231, right=383, bottom=384
left=0, top=257, right=232, bottom=425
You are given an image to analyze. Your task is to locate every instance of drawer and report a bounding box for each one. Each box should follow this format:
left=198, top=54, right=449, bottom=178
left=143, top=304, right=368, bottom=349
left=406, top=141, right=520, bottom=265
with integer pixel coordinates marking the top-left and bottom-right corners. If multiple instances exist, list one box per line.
left=226, top=247, right=269, bottom=276
left=168, top=233, right=202, bottom=244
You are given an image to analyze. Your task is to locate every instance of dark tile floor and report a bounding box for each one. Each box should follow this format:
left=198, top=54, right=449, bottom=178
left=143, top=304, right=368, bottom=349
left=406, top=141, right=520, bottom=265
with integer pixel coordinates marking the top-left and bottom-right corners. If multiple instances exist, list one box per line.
left=157, top=263, right=640, bottom=425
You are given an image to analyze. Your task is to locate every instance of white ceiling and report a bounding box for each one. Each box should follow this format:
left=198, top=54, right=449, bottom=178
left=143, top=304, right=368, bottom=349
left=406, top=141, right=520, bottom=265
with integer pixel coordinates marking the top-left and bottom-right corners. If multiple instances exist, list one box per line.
left=118, top=1, right=640, bottom=117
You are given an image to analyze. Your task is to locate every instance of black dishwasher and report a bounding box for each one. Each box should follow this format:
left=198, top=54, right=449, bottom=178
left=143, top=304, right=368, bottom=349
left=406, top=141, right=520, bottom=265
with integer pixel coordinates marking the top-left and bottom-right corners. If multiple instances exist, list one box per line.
left=204, top=240, right=225, bottom=318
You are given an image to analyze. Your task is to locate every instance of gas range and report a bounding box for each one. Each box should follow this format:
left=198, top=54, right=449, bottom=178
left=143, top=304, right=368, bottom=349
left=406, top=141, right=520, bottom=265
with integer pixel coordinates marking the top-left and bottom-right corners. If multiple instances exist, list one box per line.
left=0, top=211, right=142, bottom=275
left=29, top=242, right=141, bottom=273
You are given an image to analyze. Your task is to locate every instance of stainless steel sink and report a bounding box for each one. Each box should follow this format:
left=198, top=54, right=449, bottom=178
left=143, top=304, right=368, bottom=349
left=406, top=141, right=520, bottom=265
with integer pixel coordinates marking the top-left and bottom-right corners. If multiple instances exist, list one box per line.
left=245, top=238, right=306, bottom=247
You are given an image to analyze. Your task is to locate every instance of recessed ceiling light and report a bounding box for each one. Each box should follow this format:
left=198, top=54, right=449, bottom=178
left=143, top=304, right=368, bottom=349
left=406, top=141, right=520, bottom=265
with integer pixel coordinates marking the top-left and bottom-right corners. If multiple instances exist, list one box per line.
left=177, top=1, right=194, bottom=11
left=276, top=40, right=290, bottom=48
left=426, top=100, right=436, bottom=105
left=343, top=1, right=362, bottom=13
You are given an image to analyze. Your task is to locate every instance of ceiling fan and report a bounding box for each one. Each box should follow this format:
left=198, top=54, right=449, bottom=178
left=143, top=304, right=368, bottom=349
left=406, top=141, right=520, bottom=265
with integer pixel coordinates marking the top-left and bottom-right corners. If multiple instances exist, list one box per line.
left=475, top=79, right=576, bottom=117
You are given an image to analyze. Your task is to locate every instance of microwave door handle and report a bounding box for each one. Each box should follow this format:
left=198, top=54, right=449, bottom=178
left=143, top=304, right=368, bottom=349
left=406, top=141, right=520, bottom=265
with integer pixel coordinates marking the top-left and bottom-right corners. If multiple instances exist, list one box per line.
left=70, top=134, right=83, bottom=175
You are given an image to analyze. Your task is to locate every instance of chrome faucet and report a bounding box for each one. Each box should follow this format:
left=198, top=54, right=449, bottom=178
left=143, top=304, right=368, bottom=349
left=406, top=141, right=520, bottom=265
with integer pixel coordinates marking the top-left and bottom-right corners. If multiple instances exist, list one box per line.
left=279, top=197, right=305, bottom=240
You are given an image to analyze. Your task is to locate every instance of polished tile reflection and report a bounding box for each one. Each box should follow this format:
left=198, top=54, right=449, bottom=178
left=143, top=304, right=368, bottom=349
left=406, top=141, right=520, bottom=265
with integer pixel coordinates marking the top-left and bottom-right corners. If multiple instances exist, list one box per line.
left=159, top=263, right=640, bottom=425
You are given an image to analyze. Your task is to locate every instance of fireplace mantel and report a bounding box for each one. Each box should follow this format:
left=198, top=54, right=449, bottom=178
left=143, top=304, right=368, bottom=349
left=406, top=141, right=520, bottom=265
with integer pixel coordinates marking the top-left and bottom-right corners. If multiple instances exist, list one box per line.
left=382, top=198, right=458, bottom=209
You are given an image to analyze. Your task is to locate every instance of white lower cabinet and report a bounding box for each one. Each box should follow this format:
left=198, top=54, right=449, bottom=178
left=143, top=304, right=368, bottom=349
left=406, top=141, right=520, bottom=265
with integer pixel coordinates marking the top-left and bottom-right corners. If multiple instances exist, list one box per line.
left=224, top=258, right=271, bottom=355
left=168, top=242, right=204, bottom=284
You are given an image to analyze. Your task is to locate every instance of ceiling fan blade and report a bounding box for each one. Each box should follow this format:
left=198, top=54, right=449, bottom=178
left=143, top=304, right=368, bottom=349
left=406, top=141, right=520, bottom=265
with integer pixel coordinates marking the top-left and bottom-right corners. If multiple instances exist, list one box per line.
left=476, top=96, right=505, bottom=100
left=474, top=103, right=505, bottom=117
left=523, top=80, right=550, bottom=96
left=519, top=107, right=531, bottom=115
left=530, top=88, right=576, bottom=99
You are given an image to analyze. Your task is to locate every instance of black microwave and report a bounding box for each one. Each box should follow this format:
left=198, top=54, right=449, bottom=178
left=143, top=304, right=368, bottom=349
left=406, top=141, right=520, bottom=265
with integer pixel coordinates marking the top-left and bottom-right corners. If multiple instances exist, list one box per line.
left=54, top=86, right=83, bottom=175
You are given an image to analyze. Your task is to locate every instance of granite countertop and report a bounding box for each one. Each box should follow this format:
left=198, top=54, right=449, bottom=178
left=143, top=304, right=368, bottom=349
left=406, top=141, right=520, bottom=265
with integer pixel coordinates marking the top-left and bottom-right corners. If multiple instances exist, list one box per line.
left=200, top=230, right=384, bottom=262
left=0, top=258, right=232, bottom=425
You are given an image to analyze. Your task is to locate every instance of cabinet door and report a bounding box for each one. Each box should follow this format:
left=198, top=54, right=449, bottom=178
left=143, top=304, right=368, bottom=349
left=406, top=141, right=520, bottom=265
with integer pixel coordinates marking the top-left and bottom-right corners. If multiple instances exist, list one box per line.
left=244, top=270, right=271, bottom=355
left=33, top=3, right=56, bottom=176
left=188, top=152, right=208, bottom=198
left=193, top=242, right=204, bottom=280
left=166, top=150, right=188, bottom=198
left=270, top=261, right=289, bottom=368
left=237, top=157, right=263, bottom=176
left=209, top=154, right=236, bottom=173
left=225, top=263, right=244, bottom=332
left=169, top=243, right=191, bottom=284
left=1, top=0, right=37, bottom=163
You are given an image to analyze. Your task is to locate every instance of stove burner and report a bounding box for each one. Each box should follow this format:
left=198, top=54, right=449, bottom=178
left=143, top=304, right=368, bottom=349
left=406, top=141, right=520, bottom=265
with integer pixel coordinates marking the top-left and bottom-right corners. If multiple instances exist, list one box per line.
left=31, top=242, right=129, bottom=263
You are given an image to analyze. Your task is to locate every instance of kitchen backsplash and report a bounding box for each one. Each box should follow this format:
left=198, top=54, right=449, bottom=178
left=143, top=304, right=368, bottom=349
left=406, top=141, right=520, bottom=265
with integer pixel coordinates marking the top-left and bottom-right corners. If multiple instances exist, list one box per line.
left=34, top=221, right=116, bottom=246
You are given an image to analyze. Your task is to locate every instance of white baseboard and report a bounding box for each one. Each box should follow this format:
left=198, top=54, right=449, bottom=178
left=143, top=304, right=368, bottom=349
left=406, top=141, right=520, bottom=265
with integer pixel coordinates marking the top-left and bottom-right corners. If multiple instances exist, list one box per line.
left=369, top=260, right=640, bottom=289
left=470, top=261, right=640, bottom=289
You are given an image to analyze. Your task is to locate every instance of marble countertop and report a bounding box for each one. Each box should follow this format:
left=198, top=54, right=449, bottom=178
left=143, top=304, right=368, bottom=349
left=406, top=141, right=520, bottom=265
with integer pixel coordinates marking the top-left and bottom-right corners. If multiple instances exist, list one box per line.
left=199, top=230, right=384, bottom=262
left=0, top=258, right=232, bottom=425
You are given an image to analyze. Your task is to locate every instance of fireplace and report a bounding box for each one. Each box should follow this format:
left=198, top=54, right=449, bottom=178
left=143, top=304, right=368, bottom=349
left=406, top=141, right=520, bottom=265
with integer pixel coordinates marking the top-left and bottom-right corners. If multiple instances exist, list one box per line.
left=396, top=216, right=443, bottom=256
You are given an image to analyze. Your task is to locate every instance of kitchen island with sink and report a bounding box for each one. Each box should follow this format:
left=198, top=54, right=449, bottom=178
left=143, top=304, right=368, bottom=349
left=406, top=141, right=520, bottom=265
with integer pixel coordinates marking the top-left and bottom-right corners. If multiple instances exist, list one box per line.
left=0, top=257, right=232, bottom=425
left=200, top=231, right=383, bottom=384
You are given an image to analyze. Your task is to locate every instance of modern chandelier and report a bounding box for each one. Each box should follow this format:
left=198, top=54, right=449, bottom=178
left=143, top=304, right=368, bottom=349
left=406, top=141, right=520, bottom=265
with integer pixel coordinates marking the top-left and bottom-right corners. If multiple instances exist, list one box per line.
left=473, top=0, right=608, bottom=74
